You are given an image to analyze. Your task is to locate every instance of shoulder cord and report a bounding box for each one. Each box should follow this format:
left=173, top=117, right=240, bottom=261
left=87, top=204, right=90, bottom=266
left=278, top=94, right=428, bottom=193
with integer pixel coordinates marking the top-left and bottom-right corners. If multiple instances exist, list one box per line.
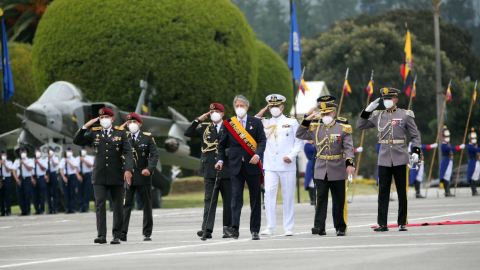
left=202, top=127, right=218, bottom=153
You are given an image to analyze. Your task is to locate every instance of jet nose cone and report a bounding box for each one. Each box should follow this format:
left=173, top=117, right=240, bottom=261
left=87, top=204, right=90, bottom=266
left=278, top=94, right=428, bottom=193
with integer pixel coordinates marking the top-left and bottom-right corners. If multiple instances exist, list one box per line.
left=25, top=104, right=47, bottom=126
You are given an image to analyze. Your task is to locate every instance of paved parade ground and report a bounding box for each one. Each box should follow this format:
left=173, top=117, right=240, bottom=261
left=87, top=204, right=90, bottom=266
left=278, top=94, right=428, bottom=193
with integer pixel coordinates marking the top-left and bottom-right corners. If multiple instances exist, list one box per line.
left=0, top=190, right=479, bottom=270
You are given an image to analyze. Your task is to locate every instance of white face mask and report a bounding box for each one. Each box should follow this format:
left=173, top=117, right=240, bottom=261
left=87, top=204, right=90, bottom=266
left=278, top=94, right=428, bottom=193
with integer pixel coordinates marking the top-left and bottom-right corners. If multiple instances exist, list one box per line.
left=81, top=150, right=87, bottom=156
left=21, top=153, right=27, bottom=159
left=35, top=152, right=41, bottom=158
left=445, top=137, right=450, bottom=143
left=49, top=150, right=54, bottom=155
left=128, top=123, right=139, bottom=133
left=100, top=118, right=112, bottom=129
left=210, top=112, right=222, bottom=122
left=270, top=107, right=282, bottom=117
left=322, top=116, right=333, bottom=125
left=236, top=107, right=247, bottom=118
left=1, top=155, right=6, bottom=161
left=66, top=152, right=73, bottom=158
left=383, top=99, right=394, bottom=109
left=472, top=139, right=477, bottom=144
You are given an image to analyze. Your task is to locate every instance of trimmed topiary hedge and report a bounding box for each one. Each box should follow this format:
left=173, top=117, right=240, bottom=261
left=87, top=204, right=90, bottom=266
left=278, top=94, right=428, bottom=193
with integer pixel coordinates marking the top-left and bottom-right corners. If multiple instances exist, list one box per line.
left=32, top=0, right=258, bottom=120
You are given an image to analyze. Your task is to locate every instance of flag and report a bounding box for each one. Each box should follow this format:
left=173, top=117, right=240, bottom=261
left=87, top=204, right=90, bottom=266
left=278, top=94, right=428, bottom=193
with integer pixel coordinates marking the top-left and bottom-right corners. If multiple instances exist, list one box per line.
left=366, top=80, right=374, bottom=97
left=287, top=3, right=302, bottom=84
left=474, top=84, right=477, bottom=105
left=343, top=79, right=352, bottom=97
left=446, top=86, right=453, bottom=102
left=1, top=20, right=14, bottom=103
left=141, top=105, right=148, bottom=116
left=299, top=78, right=309, bottom=95
left=401, top=30, right=413, bottom=96
left=412, top=83, right=416, bottom=99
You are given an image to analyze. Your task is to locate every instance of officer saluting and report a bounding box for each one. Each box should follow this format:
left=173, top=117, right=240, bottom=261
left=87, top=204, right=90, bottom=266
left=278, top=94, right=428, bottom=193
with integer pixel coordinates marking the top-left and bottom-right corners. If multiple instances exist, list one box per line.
left=357, top=88, right=421, bottom=232
left=296, top=95, right=355, bottom=237
left=121, top=112, right=158, bottom=242
left=255, top=94, right=303, bottom=236
left=184, top=103, right=232, bottom=239
left=73, top=107, right=133, bottom=244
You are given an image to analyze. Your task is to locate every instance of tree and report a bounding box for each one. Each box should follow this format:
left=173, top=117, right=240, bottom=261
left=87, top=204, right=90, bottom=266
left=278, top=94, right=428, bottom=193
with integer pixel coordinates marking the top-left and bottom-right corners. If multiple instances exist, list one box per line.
left=256, top=0, right=289, bottom=52
left=32, top=0, right=258, bottom=121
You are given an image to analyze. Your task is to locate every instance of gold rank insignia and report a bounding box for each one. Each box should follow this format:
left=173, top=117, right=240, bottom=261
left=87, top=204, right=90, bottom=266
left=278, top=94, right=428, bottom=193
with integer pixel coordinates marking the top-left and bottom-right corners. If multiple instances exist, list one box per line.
left=92, top=127, right=102, bottom=131
left=127, top=114, right=132, bottom=120
left=321, top=96, right=329, bottom=101
left=210, top=104, right=215, bottom=109
left=383, top=88, right=389, bottom=94
left=320, top=103, right=327, bottom=109
left=143, top=132, right=152, bottom=136
left=99, top=109, right=104, bottom=115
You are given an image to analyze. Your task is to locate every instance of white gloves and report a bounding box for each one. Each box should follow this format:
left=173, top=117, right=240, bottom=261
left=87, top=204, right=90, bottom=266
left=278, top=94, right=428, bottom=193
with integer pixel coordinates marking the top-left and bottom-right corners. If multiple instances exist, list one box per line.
left=430, top=143, right=438, bottom=149
left=348, top=174, right=353, bottom=183
left=460, top=144, right=465, bottom=150
left=411, top=153, right=419, bottom=163
left=356, top=147, right=363, bottom=153
left=365, top=98, right=381, bottom=112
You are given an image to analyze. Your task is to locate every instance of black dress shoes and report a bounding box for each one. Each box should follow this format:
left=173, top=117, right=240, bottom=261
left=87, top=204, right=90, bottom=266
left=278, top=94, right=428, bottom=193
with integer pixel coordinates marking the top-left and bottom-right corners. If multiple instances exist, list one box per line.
left=120, top=232, right=127, bottom=241
left=224, top=226, right=239, bottom=239
left=251, top=232, right=260, bottom=240
left=311, top=227, right=326, bottom=235
left=222, top=233, right=231, bottom=238
left=197, top=230, right=204, bottom=237
left=110, top=238, right=121, bottom=244
left=94, top=236, right=107, bottom=244
left=336, top=231, right=346, bottom=236
left=399, top=225, right=408, bottom=231
left=374, top=225, right=389, bottom=232
left=144, top=235, right=152, bottom=241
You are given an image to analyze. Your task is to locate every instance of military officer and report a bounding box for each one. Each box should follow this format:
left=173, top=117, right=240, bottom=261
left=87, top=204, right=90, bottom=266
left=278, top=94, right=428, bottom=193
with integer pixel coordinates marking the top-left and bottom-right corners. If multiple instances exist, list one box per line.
left=184, top=103, right=232, bottom=239
left=408, top=141, right=437, bottom=198
left=255, top=94, right=303, bottom=236
left=0, top=150, right=13, bottom=216
left=59, top=147, right=80, bottom=214
left=296, top=95, right=355, bottom=236
left=32, top=147, right=48, bottom=214
left=357, top=88, right=421, bottom=232
left=12, top=147, right=34, bottom=216
left=466, top=128, right=480, bottom=196
left=78, top=146, right=94, bottom=212
left=73, top=107, right=133, bottom=244
left=45, top=147, right=59, bottom=214
left=439, top=126, right=464, bottom=197
left=121, top=112, right=158, bottom=242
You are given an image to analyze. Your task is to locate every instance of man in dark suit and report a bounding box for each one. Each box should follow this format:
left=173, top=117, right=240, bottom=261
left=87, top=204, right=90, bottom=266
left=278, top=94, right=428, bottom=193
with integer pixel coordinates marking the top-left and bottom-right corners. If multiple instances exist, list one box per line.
left=121, top=112, right=158, bottom=242
left=216, top=95, right=267, bottom=240
left=184, top=103, right=232, bottom=239
left=73, top=107, right=133, bottom=244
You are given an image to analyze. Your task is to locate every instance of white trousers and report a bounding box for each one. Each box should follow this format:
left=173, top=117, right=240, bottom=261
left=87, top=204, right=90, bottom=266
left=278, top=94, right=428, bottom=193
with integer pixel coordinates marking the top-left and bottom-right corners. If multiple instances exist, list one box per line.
left=416, top=164, right=424, bottom=182
left=444, top=160, right=453, bottom=181
left=264, top=170, right=296, bottom=232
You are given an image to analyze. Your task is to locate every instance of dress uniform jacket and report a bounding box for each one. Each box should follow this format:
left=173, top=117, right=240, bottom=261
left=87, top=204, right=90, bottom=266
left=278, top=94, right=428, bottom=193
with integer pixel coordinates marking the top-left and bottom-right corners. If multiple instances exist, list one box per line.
left=439, top=143, right=461, bottom=180
left=73, top=126, right=133, bottom=184
left=466, top=143, right=480, bottom=182
left=261, top=115, right=304, bottom=172
left=128, top=131, right=158, bottom=185
left=304, top=143, right=315, bottom=189
left=357, top=108, right=421, bottom=167
left=184, top=121, right=231, bottom=178
left=296, top=120, right=354, bottom=181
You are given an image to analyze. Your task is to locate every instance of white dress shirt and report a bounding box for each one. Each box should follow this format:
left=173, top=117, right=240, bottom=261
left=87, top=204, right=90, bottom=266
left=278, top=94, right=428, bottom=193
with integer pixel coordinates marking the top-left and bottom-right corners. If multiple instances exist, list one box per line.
left=13, top=158, right=34, bottom=177
left=60, top=156, right=80, bottom=176
left=1, top=160, right=13, bottom=178
left=33, top=157, right=48, bottom=176
left=78, top=155, right=94, bottom=174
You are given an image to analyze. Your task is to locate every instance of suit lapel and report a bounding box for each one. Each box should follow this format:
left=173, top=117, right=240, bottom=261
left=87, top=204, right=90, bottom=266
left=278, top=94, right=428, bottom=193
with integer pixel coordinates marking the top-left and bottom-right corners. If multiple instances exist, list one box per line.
left=210, top=123, right=217, bottom=138
left=245, top=116, right=254, bottom=136
left=134, top=132, right=142, bottom=147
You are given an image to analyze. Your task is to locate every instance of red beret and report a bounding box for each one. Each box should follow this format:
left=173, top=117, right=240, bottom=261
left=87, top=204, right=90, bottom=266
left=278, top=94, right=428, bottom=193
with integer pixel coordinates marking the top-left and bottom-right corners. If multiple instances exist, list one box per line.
left=99, top=107, right=114, bottom=117
left=209, top=103, right=225, bottom=112
left=126, top=112, right=142, bottom=123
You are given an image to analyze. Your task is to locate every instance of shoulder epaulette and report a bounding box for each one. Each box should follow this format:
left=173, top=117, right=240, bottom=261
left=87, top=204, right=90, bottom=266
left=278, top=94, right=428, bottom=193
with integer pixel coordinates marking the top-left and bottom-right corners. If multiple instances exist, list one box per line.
left=91, top=127, right=102, bottom=131
left=340, top=124, right=353, bottom=134
left=336, top=117, right=349, bottom=124
left=371, top=110, right=382, bottom=118
left=403, top=109, right=415, bottom=118
left=126, top=131, right=131, bottom=136
left=143, top=132, right=152, bottom=136
left=202, top=122, right=211, bottom=125
left=309, top=121, right=320, bottom=131
left=284, top=115, right=292, bottom=118
left=114, top=126, right=124, bottom=131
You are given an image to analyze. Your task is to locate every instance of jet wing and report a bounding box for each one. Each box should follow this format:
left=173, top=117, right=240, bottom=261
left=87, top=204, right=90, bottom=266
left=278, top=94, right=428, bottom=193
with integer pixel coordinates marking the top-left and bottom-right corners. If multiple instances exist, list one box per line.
left=0, top=128, right=22, bottom=150
left=158, top=148, right=200, bottom=171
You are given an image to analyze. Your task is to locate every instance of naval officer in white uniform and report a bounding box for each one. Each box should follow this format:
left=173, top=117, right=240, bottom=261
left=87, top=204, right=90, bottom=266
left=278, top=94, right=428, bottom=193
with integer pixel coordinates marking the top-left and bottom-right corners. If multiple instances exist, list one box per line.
left=255, top=94, right=303, bottom=236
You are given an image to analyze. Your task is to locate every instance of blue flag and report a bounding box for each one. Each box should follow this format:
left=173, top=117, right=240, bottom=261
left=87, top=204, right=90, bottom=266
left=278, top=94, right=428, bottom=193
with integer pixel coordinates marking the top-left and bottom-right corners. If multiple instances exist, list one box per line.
left=2, top=20, right=14, bottom=103
left=287, top=2, right=302, bottom=83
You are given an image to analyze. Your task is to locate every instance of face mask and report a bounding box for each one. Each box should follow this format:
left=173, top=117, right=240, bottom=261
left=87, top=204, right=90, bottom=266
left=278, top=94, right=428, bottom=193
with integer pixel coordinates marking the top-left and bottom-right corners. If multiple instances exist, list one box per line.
left=210, top=112, right=222, bottom=122
left=21, top=153, right=27, bottom=159
left=270, top=107, right=282, bottom=117
left=383, top=99, right=394, bottom=109
left=236, top=107, right=247, bottom=118
left=472, top=139, right=477, bottom=144
left=128, top=123, right=139, bottom=133
left=1, top=155, right=6, bottom=161
left=322, top=116, right=333, bottom=125
left=66, top=152, right=73, bottom=158
left=49, top=150, right=54, bottom=155
left=81, top=150, right=87, bottom=156
left=100, top=118, right=112, bottom=129
left=445, top=137, right=450, bottom=143
left=36, top=152, right=41, bottom=158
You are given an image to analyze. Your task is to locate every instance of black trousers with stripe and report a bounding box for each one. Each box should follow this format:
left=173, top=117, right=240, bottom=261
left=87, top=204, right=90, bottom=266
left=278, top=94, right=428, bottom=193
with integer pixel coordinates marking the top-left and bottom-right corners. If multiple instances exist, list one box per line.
left=314, top=174, right=347, bottom=232
left=377, top=165, right=408, bottom=226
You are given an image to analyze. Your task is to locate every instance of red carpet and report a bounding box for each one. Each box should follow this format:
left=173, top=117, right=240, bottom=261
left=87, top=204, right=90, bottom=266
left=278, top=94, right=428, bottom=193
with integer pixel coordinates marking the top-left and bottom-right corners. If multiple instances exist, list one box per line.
left=371, top=221, right=480, bottom=228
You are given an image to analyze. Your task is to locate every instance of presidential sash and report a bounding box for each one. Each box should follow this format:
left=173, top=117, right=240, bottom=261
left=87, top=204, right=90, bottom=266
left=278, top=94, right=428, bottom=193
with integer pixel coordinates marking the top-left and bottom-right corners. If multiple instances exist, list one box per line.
left=223, top=117, right=264, bottom=184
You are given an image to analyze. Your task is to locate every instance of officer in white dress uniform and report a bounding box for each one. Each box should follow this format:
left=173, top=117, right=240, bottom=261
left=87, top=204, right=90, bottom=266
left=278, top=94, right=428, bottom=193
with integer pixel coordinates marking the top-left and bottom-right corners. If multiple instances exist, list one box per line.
left=255, top=94, right=304, bottom=236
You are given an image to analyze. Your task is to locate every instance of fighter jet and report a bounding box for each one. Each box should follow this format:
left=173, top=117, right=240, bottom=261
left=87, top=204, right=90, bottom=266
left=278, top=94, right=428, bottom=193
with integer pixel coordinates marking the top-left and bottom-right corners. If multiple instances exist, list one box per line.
left=0, top=81, right=200, bottom=204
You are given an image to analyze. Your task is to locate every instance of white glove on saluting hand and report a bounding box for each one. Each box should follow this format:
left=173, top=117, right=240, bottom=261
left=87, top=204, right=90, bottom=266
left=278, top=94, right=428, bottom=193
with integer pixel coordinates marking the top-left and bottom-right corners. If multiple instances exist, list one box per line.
left=365, top=98, right=381, bottom=112
left=411, top=153, right=419, bottom=163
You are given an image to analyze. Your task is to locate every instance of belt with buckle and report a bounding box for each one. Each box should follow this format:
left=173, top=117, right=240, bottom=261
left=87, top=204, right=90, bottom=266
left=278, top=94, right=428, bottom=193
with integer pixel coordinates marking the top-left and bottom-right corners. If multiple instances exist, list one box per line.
left=379, top=139, right=405, bottom=145
left=317, top=154, right=342, bottom=160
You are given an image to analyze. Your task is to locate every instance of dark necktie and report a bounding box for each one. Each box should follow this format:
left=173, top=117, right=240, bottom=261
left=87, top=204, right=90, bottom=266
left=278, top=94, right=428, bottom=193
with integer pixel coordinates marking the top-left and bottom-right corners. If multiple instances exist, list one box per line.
left=214, top=124, right=217, bottom=131
left=131, top=134, right=135, bottom=141
left=105, top=130, right=108, bottom=136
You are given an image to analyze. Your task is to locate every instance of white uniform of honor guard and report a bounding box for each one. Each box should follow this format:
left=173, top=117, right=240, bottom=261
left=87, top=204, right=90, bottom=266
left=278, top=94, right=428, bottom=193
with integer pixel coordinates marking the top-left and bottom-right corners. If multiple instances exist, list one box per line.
left=256, top=94, right=303, bottom=236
